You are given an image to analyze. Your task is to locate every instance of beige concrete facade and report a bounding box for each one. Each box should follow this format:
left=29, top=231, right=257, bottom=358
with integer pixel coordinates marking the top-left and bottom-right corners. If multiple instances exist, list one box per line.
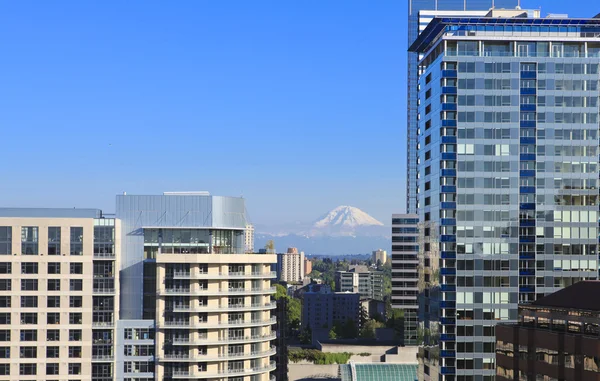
left=0, top=213, right=119, bottom=381
left=155, top=253, right=277, bottom=380
left=276, top=251, right=305, bottom=283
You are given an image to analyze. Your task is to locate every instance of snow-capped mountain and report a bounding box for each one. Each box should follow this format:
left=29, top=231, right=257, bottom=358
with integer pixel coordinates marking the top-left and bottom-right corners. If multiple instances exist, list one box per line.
left=313, top=205, right=384, bottom=229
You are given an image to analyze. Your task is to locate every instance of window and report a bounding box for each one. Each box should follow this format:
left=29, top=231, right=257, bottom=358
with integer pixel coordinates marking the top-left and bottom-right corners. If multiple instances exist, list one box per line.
left=0, top=297, right=10, bottom=308
left=47, top=296, right=60, bottom=308
left=21, top=279, right=38, bottom=291
left=70, top=262, right=83, bottom=274
left=47, top=279, right=61, bottom=291
left=69, top=346, right=82, bottom=358
left=47, top=313, right=60, bottom=325
left=20, top=346, right=37, bottom=358
left=20, top=330, right=37, bottom=341
left=46, top=363, right=59, bottom=375
left=20, top=363, right=36, bottom=375
left=47, top=330, right=60, bottom=341
left=48, top=262, right=61, bottom=274
left=48, top=227, right=61, bottom=255
left=70, top=227, right=83, bottom=255
left=70, top=279, right=83, bottom=291
left=69, top=330, right=82, bottom=341
left=0, top=263, right=10, bottom=274
left=0, top=330, right=10, bottom=341
left=0, top=313, right=11, bottom=324
left=0, top=279, right=11, bottom=291
left=21, top=227, right=38, bottom=255
left=0, top=347, right=8, bottom=358
left=21, top=296, right=37, bottom=308
left=70, top=313, right=83, bottom=324
left=0, top=227, right=11, bottom=255
left=47, top=346, right=59, bottom=358
left=70, top=296, right=83, bottom=308
left=68, top=363, right=81, bottom=375
left=0, top=363, right=8, bottom=375
left=21, top=262, right=38, bottom=274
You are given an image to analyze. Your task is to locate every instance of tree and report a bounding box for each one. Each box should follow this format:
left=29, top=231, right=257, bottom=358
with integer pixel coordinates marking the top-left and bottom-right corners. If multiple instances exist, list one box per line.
left=275, top=284, right=287, bottom=300
left=299, top=327, right=312, bottom=344
left=341, top=318, right=358, bottom=339
left=360, top=319, right=384, bottom=339
left=287, top=298, right=301, bottom=330
left=265, top=240, right=275, bottom=254
left=328, top=329, right=337, bottom=339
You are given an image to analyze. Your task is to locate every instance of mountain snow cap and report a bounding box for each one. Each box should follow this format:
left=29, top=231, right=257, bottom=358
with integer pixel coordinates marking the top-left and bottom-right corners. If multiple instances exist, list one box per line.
left=313, top=206, right=383, bottom=228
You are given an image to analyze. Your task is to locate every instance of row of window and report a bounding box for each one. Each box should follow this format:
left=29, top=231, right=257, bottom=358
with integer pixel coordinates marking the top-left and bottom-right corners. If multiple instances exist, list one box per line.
left=454, top=62, right=600, bottom=75
left=0, top=328, right=84, bottom=341
left=0, top=262, right=83, bottom=274
left=0, top=295, right=86, bottom=308
left=0, top=362, right=82, bottom=376
left=6, top=278, right=84, bottom=291
left=0, top=345, right=82, bottom=358
left=0, top=312, right=83, bottom=325
left=0, top=226, right=114, bottom=255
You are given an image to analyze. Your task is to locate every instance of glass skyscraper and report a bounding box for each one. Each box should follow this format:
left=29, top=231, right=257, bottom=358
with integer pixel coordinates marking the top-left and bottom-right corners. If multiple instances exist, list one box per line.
left=406, top=0, right=519, bottom=214
left=410, top=12, right=600, bottom=381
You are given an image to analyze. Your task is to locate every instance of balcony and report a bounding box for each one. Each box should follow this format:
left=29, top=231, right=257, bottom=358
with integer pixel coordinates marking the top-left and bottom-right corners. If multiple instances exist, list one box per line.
left=172, top=271, right=277, bottom=280
left=160, top=287, right=276, bottom=297
left=171, top=361, right=276, bottom=379
left=159, top=347, right=276, bottom=362
left=94, top=252, right=116, bottom=259
left=160, top=317, right=276, bottom=330
left=164, top=333, right=277, bottom=346
left=92, top=321, right=115, bottom=328
left=169, top=302, right=277, bottom=313
left=93, top=288, right=116, bottom=295
left=92, top=354, right=114, bottom=361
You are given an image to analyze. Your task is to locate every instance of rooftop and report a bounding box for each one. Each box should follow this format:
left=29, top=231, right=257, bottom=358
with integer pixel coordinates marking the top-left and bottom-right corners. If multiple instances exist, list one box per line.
left=0, top=208, right=103, bottom=219
left=530, top=281, right=600, bottom=312
left=339, top=363, right=418, bottom=381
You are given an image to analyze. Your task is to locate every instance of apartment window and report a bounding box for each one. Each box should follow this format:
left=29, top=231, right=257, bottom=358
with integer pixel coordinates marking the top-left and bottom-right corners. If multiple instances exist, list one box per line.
left=20, top=330, right=37, bottom=341
left=69, top=313, right=83, bottom=324
left=70, top=262, right=83, bottom=274
left=21, top=262, right=38, bottom=274
left=48, top=227, right=61, bottom=255
left=48, top=262, right=61, bottom=274
left=0, top=330, right=10, bottom=341
left=0, top=313, right=11, bottom=325
left=21, top=227, right=38, bottom=255
left=46, top=346, right=59, bottom=358
left=0, top=297, right=10, bottom=308
left=0, top=363, right=8, bottom=375
left=70, top=227, right=84, bottom=255
left=20, top=346, right=37, bottom=358
left=70, top=296, right=83, bottom=308
left=21, top=296, right=37, bottom=308
left=0, top=263, right=10, bottom=274
left=0, top=347, right=8, bottom=358
left=21, top=279, right=38, bottom=291
left=69, top=329, right=82, bottom=341
left=47, top=313, right=60, bottom=325
left=47, top=330, right=60, bottom=341
left=69, top=346, right=82, bottom=358
left=47, top=296, right=60, bottom=308
left=46, top=363, right=59, bottom=375
left=0, top=227, right=11, bottom=255
left=47, top=279, right=61, bottom=291
left=20, top=363, right=36, bottom=375
left=68, top=363, right=81, bottom=375
left=70, top=279, right=83, bottom=291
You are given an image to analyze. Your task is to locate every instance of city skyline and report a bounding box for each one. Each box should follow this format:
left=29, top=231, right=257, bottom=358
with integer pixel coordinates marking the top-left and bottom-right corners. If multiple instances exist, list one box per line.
left=0, top=0, right=590, bottom=226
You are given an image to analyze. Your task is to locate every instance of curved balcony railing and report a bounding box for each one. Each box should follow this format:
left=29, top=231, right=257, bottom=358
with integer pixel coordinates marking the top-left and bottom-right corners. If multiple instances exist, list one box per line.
left=158, top=287, right=276, bottom=296
left=160, top=317, right=276, bottom=329
left=162, top=332, right=277, bottom=346
left=171, top=271, right=277, bottom=280
left=158, top=347, right=276, bottom=362
left=171, top=361, right=276, bottom=379
left=165, top=302, right=277, bottom=313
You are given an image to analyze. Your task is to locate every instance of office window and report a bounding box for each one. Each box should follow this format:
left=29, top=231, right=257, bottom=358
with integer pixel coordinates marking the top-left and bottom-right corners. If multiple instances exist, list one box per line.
left=20, top=346, right=37, bottom=358
left=70, top=313, right=83, bottom=324
left=0, top=263, right=10, bottom=274
left=0, top=227, right=11, bottom=255
left=70, top=279, right=83, bottom=291
left=48, top=262, right=61, bottom=274
left=20, top=330, right=37, bottom=341
left=21, top=296, right=37, bottom=308
left=70, top=262, right=83, bottom=274
left=21, top=262, right=38, bottom=274
left=68, top=363, right=81, bottom=375
left=48, top=227, right=61, bottom=255
left=47, top=296, right=60, bottom=308
left=46, top=363, right=59, bottom=375
left=46, top=346, right=59, bottom=358
left=21, top=227, right=38, bottom=255
left=47, top=330, right=60, bottom=341
left=21, top=279, right=38, bottom=291
left=70, top=227, right=83, bottom=255
left=0, top=296, right=10, bottom=308
left=47, top=313, right=60, bottom=325
left=20, top=363, right=36, bottom=375
left=70, top=296, right=83, bottom=308
left=47, top=279, right=61, bottom=291
left=69, top=330, right=82, bottom=341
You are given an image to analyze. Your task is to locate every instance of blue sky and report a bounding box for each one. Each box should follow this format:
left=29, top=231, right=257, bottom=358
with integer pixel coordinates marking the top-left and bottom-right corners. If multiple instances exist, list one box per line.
left=0, top=1, right=593, bottom=225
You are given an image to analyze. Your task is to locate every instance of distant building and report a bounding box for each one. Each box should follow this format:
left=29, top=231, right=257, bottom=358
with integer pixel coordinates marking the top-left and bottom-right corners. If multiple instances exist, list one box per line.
left=335, top=267, right=384, bottom=301
left=304, top=257, right=312, bottom=276
left=302, top=285, right=360, bottom=330
left=244, top=223, right=254, bottom=253
left=276, top=247, right=305, bottom=283
left=372, top=249, right=388, bottom=265
left=496, top=281, right=600, bottom=381
left=391, top=214, right=418, bottom=346
left=361, top=298, right=387, bottom=320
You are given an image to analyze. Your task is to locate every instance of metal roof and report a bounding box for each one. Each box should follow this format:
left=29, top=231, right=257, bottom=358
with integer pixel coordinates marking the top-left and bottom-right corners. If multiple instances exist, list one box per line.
left=0, top=208, right=102, bottom=218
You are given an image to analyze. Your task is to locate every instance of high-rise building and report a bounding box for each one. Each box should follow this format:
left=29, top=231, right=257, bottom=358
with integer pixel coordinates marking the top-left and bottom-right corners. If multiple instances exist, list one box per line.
left=372, top=249, right=388, bottom=265
left=276, top=248, right=305, bottom=283
left=0, top=208, right=119, bottom=381
left=116, top=192, right=277, bottom=380
left=406, top=0, right=520, bottom=214
left=303, top=257, right=312, bottom=277
left=302, top=285, right=361, bottom=331
left=335, top=266, right=384, bottom=301
left=391, top=214, right=419, bottom=345
left=411, top=11, right=600, bottom=380
left=496, top=281, right=600, bottom=381
left=245, top=224, right=254, bottom=253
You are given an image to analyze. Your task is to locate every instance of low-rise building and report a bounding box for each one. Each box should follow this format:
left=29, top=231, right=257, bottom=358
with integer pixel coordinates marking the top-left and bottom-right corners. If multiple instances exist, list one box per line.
left=302, top=285, right=360, bottom=330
